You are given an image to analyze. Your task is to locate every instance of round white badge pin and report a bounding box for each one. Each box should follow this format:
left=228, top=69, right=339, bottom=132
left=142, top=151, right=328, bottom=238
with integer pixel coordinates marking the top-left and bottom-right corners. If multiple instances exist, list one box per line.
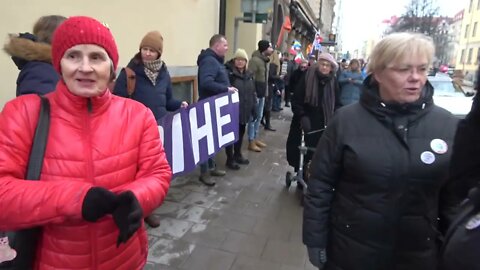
left=430, top=139, right=448, bottom=155
left=421, top=151, right=435, bottom=165
left=466, top=212, right=480, bottom=230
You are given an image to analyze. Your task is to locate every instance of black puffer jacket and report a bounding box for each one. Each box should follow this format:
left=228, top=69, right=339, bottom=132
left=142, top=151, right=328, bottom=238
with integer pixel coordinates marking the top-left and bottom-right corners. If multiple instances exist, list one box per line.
left=303, top=76, right=460, bottom=270
left=225, top=60, right=256, bottom=125
left=441, top=93, right=480, bottom=270
left=441, top=186, right=480, bottom=270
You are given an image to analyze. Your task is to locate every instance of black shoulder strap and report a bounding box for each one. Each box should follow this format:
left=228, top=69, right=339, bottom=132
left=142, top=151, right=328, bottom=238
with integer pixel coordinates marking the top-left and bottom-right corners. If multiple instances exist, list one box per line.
left=25, top=95, right=50, bottom=180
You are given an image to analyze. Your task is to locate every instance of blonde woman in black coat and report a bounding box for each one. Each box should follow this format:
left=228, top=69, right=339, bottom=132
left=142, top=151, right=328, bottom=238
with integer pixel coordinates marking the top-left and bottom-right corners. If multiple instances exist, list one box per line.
left=303, top=33, right=460, bottom=270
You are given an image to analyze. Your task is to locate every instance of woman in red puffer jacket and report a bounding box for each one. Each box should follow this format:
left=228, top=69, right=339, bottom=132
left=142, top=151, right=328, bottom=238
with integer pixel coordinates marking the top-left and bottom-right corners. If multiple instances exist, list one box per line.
left=0, top=16, right=172, bottom=270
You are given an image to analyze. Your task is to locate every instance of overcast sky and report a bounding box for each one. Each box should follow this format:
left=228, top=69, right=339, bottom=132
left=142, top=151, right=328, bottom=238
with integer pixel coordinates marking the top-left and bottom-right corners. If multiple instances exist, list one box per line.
left=339, top=0, right=469, bottom=52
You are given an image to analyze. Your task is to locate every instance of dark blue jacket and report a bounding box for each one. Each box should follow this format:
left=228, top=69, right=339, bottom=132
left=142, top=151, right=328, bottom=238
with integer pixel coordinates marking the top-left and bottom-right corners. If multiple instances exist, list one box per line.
left=114, top=58, right=181, bottom=122
left=196, top=48, right=230, bottom=100
left=15, top=62, right=59, bottom=96
left=4, top=33, right=59, bottom=96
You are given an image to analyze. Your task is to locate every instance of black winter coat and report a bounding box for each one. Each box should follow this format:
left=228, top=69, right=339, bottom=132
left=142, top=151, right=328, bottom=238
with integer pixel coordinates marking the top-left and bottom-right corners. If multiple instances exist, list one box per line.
left=225, top=60, right=256, bottom=125
left=283, top=60, right=296, bottom=88
left=441, top=187, right=480, bottom=270
left=303, top=76, right=460, bottom=270
left=114, top=57, right=181, bottom=122
left=268, top=63, right=285, bottom=93
left=448, top=93, right=480, bottom=206
left=288, top=68, right=306, bottom=95
left=197, top=48, right=230, bottom=100
left=441, top=93, right=480, bottom=270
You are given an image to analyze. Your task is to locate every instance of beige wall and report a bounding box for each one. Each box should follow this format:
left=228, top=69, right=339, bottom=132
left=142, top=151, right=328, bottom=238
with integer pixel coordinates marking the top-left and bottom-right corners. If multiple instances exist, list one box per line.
left=225, top=0, right=263, bottom=61
left=0, top=0, right=219, bottom=108
left=456, top=5, right=480, bottom=78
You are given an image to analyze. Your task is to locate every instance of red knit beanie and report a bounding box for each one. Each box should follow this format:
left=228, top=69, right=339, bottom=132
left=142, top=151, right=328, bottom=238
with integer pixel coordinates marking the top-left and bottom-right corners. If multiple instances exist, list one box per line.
left=51, top=16, right=119, bottom=73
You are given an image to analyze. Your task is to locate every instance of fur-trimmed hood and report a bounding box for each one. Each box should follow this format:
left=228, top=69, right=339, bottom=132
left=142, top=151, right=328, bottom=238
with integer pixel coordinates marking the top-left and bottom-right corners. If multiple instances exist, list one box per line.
left=4, top=33, right=52, bottom=70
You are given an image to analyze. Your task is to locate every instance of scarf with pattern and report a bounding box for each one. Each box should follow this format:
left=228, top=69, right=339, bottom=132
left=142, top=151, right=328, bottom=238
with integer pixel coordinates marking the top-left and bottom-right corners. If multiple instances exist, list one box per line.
left=143, top=58, right=163, bottom=85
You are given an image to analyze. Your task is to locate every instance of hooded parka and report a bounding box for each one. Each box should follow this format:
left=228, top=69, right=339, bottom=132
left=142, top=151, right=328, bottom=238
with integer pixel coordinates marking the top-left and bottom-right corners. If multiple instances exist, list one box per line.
left=4, top=33, right=60, bottom=96
left=303, top=76, right=460, bottom=270
left=0, top=81, right=172, bottom=270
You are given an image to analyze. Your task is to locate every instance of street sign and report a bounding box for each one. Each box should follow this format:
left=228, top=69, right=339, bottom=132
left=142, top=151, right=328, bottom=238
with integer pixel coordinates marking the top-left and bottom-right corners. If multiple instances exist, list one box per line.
left=243, top=12, right=268, bottom=24
left=241, top=0, right=273, bottom=14
left=320, top=41, right=337, bottom=46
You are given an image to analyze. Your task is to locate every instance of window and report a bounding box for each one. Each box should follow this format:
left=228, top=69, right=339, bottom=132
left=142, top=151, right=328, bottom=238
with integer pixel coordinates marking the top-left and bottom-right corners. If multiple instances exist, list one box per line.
left=470, top=0, right=474, bottom=12
left=477, top=48, right=480, bottom=64
left=461, top=49, right=465, bottom=63
left=474, top=22, right=478, bottom=37
left=468, top=48, right=473, bottom=64
left=466, top=24, right=470, bottom=38
left=171, top=76, right=198, bottom=103
left=478, top=0, right=480, bottom=9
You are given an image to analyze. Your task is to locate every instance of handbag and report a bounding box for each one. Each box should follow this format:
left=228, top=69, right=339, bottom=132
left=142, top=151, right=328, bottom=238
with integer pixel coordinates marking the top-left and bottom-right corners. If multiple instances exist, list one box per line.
left=0, top=95, right=51, bottom=270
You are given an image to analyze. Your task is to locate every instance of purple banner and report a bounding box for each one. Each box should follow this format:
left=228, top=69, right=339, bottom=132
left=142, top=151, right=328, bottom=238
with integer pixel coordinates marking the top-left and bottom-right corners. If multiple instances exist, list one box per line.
left=158, top=92, right=240, bottom=177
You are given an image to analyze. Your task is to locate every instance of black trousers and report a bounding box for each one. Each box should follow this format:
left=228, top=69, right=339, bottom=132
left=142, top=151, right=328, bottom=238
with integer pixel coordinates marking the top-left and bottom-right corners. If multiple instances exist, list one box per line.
left=226, top=124, right=246, bottom=161
left=284, top=85, right=291, bottom=103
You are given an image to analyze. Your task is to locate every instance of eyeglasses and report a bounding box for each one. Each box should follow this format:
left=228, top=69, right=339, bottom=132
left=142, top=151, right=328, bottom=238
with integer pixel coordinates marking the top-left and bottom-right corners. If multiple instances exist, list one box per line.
left=387, top=65, right=428, bottom=76
left=318, top=61, right=332, bottom=68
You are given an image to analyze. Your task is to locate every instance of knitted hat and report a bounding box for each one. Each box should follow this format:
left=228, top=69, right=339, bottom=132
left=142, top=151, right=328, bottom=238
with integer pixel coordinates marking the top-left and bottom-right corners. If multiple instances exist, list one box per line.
left=258, top=40, right=271, bottom=53
left=317, top=52, right=339, bottom=71
left=139, top=31, right=163, bottom=55
left=233, top=48, right=248, bottom=62
left=51, top=16, right=119, bottom=73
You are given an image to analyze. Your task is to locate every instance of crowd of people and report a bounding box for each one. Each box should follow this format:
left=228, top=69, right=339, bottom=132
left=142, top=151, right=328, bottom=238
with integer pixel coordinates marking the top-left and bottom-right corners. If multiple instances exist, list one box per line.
left=1, top=14, right=480, bottom=270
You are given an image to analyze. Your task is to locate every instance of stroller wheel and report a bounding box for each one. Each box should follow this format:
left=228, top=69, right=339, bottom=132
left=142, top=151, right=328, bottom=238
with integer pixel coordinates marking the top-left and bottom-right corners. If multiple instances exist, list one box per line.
left=285, top=171, right=292, bottom=188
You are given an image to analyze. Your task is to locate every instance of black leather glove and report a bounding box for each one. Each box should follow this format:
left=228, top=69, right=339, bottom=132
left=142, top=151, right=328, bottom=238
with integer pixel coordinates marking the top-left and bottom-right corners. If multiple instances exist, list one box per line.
left=307, top=247, right=327, bottom=269
left=112, top=191, right=143, bottom=247
left=301, top=116, right=311, bottom=133
left=82, top=187, right=118, bottom=222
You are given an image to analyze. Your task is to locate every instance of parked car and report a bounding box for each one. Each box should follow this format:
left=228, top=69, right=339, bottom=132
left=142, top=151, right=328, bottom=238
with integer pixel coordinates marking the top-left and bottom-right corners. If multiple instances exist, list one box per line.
left=429, top=74, right=475, bottom=118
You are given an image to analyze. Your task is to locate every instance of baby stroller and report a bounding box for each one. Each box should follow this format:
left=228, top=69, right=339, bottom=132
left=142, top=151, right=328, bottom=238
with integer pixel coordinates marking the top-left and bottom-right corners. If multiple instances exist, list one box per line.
left=285, top=129, right=324, bottom=203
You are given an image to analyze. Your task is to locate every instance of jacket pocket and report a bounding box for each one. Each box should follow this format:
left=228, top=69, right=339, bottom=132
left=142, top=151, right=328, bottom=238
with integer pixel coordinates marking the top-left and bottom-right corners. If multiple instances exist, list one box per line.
left=331, top=198, right=391, bottom=248
left=397, top=216, right=437, bottom=251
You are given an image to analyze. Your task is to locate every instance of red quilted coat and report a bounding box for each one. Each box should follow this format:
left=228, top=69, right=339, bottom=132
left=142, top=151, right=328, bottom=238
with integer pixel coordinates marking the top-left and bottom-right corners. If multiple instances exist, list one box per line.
left=0, top=81, right=172, bottom=270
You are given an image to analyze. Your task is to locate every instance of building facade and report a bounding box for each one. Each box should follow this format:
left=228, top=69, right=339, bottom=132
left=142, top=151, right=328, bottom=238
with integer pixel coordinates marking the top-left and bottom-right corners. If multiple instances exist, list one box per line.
left=0, top=0, right=335, bottom=108
left=456, top=0, right=480, bottom=81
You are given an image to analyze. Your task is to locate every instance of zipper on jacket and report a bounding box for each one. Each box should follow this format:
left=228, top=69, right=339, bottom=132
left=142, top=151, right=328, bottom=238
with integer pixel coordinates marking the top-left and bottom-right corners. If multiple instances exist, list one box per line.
left=87, top=98, right=93, bottom=113
left=85, top=99, right=97, bottom=269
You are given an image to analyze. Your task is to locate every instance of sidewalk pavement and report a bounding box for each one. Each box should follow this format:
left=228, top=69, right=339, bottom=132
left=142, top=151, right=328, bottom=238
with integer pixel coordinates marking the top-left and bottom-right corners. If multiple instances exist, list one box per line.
left=144, top=108, right=316, bottom=270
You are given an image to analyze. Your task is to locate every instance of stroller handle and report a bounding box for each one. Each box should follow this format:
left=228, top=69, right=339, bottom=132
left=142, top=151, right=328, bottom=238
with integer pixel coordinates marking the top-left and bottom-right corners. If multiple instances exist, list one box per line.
left=303, top=128, right=325, bottom=136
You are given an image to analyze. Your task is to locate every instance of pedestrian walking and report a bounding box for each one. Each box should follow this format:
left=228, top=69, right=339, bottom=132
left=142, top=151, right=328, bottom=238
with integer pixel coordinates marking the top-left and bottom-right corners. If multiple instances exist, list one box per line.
left=303, top=33, right=461, bottom=270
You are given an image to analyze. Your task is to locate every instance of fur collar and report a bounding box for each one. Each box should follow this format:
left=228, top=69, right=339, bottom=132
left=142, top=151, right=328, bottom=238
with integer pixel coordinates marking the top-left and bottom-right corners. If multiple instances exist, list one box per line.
left=4, top=35, right=52, bottom=63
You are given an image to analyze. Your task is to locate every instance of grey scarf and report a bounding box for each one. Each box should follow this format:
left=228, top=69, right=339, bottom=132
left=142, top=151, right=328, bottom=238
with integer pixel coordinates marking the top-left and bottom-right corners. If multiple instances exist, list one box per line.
left=304, top=64, right=336, bottom=126
left=143, top=58, right=163, bottom=85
